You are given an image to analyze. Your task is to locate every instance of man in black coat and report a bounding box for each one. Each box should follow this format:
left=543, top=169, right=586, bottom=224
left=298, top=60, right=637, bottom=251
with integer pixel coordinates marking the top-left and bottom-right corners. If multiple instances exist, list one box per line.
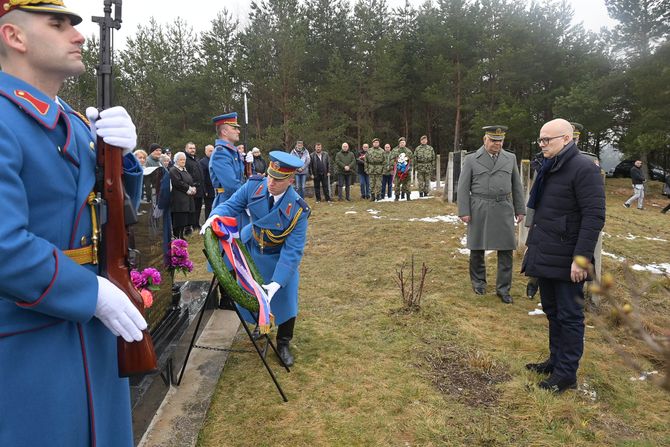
left=199, top=144, right=215, bottom=220
left=522, top=119, right=606, bottom=394
left=310, top=142, right=331, bottom=202
left=184, top=141, right=205, bottom=231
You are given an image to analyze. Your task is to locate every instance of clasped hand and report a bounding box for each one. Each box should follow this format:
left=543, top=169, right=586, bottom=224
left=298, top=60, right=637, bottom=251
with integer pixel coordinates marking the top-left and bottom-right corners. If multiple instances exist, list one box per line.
left=85, top=106, right=137, bottom=155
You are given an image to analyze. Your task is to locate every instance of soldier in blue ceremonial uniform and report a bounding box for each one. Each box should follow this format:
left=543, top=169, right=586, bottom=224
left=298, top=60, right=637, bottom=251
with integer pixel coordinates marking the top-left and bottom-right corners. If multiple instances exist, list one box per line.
left=0, top=2, right=146, bottom=446
left=204, top=151, right=310, bottom=366
left=209, top=112, right=245, bottom=209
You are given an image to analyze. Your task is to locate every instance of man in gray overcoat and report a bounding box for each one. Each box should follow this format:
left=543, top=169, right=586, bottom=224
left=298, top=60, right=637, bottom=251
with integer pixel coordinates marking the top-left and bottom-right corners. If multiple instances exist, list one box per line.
left=457, top=126, right=526, bottom=303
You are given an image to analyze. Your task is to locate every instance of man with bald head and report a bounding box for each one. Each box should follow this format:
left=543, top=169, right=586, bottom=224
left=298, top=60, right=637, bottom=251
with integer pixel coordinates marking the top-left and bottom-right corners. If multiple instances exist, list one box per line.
left=522, top=119, right=605, bottom=394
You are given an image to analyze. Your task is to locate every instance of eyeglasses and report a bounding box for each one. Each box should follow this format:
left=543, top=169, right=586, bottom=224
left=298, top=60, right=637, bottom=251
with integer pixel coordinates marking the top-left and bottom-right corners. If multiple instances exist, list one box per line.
left=536, top=135, right=566, bottom=145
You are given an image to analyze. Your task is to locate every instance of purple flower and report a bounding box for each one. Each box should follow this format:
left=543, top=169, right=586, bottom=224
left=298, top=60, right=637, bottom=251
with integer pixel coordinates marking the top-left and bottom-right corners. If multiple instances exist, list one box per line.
left=172, top=239, right=188, bottom=249
left=130, top=270, right=143, bottom=289
left=142, top=268, right=161, bottom=286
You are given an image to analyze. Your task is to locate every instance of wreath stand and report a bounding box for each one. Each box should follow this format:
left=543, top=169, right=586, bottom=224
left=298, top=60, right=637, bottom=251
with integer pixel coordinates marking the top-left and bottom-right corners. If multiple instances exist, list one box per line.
left=174, top=273, right=290, bottom=402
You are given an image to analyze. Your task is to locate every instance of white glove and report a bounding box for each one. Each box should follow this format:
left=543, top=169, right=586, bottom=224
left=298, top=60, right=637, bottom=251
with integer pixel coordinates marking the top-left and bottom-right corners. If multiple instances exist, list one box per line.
left=262, top=282, right=280, bottom=302
left=245, top=152, right=254, bottom=163
left=86, top=106, right=137, bottom=155
left=200, top=214, right=220, bottom=235
left=95, top=276, right=147, bottom=342
left=187, top=186, right=196, bottom=195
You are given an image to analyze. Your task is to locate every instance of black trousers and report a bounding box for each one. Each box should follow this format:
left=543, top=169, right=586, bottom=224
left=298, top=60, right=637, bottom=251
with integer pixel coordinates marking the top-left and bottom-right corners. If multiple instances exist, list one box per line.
left=338, top=174, right=351, bottom=200
left=469, top=249, right=513, bottom=295
left=191, top=197, right=203, bottom=228
left=203, top=196, right=214, bottom=220
left=313, top=174, right=331, bottom=201
left=538, top=278, right=585, bottom=381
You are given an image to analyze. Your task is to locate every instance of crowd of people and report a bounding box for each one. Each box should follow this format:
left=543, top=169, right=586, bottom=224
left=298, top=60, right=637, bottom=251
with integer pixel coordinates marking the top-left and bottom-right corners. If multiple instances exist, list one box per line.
left=132, top=135, right=437, bottom=239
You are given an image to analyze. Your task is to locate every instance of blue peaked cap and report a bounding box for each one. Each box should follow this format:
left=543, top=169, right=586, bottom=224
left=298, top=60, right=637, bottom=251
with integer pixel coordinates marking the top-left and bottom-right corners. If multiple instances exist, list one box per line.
left=212, top=112, right=240, bottom=128
left=267, top=151, right=303, bottom=179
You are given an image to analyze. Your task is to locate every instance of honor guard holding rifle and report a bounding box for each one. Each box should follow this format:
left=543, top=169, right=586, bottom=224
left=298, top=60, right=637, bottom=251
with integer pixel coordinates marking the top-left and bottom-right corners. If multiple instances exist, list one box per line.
left=203, top=151, right=310, bottom=367
left=457, top=126, right=525, bottom=304
left=0, top=1, right=145, bottom=446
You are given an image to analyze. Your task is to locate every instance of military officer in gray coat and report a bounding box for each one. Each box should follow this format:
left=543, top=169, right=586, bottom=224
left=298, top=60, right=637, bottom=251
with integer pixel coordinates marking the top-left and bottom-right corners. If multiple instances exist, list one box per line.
left=457, top=126, right=526, bottom=303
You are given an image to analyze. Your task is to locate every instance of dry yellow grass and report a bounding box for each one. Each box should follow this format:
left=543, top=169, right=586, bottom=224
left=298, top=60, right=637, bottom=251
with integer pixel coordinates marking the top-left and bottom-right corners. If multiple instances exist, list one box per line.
left=191, top=178, right=669, bottom=447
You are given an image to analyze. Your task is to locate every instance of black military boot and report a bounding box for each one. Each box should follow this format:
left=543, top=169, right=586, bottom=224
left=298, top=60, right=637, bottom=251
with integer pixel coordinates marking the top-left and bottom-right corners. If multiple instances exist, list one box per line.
left=406, top=193, right=411, bottom=201
left=276, top=338, right=294, bottom=367
left=276, top=318, right=295, bottom=367
left=394, top=195, right=399, bottom=201
left=370, top=195, right=376, bottom=202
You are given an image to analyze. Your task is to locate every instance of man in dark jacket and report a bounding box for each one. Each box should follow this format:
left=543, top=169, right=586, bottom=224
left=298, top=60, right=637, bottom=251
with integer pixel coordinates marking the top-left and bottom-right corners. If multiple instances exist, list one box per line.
left=199, top=144, right=215, bottom=220
left=522, top=119, right=605, bottom=394
left=310, top=142, right=331, bottom=202
left=623, top=159, right=645, bottom=210
left=184, top=142, right=204, bottom=231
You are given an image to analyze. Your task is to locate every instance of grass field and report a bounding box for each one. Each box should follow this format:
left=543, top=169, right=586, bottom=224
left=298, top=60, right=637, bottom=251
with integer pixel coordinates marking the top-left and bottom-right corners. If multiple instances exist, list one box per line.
left=188, top=177, right=669, bottom=447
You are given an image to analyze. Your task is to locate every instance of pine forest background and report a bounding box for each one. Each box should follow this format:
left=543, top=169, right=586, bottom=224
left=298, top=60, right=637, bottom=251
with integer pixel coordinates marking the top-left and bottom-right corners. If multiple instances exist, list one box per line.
left=60, top=0, right=670, bottom=168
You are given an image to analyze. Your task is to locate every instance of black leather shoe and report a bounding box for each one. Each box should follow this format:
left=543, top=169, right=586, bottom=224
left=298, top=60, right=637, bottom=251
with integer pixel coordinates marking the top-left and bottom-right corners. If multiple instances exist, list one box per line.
left=525, top=359, right=554, bottom=374
left=538, top=375, right=577, bottom=394
left=473, top=287, right=486, bottom=295
left=498, top=293, right=513, bottom=304
left=277, top=342, right=294, bottom=367
left=526, top=281, right=539, bottom=299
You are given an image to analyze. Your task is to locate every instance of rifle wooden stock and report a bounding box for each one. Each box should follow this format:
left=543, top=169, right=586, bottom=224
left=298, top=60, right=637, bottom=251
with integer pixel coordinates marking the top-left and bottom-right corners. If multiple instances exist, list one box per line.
left=98, top=137, right=158, bottom=377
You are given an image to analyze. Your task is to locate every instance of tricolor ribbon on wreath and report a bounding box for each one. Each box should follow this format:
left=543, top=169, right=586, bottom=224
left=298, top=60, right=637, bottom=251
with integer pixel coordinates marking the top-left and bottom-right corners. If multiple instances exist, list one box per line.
left=210, top=216, right=273, bottom=333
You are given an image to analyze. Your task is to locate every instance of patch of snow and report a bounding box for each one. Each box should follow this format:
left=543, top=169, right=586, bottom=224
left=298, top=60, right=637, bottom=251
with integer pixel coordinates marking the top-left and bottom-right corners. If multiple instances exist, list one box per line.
left=602, top=251, right=626, bottom=262
left=367, top=209, right=381, bottom=215
left=345, top=211, right=357, bottom=215
left=528, top=309, right=545, bottom=316
left=617, top=233, right=667, bottom=242
left=409, top=215, right=461, bottom=224
left=631, top=263, right=670, bottom=275
left=629, top=371, right=659, bottom=382
left=579, top=382, right=598, bottom=401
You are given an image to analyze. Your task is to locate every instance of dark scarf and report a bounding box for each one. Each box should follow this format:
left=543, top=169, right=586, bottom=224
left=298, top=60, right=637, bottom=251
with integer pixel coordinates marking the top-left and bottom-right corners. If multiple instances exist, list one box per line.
left=527, top=156, right=555, bottom=209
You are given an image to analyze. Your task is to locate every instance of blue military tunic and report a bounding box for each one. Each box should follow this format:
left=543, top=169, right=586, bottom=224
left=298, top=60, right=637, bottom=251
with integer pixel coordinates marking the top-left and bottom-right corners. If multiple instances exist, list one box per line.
left=0, top=72, right=142, bottom=447
left=210, top=176, right=310, bottom=325
left=209, top=138, right=244, bottom=208
left=209, top=138, right=248, bottom=228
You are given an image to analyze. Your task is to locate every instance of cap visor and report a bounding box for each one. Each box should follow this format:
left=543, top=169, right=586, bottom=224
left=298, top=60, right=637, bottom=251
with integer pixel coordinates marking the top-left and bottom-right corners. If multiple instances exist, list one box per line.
left=20, top=5, right=83, bottom=25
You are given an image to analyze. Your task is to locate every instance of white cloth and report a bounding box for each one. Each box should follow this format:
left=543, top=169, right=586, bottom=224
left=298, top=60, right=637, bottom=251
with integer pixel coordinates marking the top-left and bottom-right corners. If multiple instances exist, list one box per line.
left=95, top=276, right=147, bottom=342
left=85, top=106, right=137, bottom=155
left=245, top=152, right=254, bottom=163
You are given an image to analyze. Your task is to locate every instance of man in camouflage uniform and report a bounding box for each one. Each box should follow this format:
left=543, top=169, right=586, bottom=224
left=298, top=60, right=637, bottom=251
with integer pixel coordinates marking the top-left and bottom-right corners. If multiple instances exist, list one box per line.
left=365, top=138, right=386, bottom=201
left=414, top=135, right=435, bottom=197
left=392, top=137, right=413, bottom=201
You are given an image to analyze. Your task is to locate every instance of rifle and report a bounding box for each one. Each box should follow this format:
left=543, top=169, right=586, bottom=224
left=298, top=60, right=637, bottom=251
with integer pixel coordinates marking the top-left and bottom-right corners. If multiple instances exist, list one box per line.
left=93, top=0, right=158, bottom=377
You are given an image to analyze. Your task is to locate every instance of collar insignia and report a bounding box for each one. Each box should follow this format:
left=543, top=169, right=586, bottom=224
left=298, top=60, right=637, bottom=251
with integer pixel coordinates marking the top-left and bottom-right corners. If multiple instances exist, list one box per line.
left=14, top=89, right=50, bottom=115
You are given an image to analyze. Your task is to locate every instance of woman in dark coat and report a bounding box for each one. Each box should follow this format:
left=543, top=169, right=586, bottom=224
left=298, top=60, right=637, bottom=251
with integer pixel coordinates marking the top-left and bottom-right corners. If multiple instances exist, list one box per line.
left=169, top=152, right=195, bottom=239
